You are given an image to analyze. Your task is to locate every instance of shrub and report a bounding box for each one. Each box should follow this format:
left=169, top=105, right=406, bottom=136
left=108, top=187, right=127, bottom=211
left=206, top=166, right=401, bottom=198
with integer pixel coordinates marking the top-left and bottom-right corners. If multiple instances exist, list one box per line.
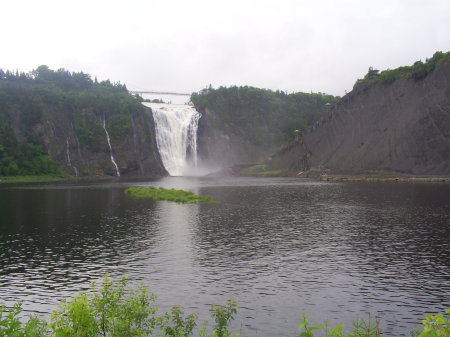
left=0, top=276, right=448, bottom=337
left=412, top=309, right=450, bottom=337
left=49, top=276, right=158, bottom=337
left=0, top=302, right=48, bottom=337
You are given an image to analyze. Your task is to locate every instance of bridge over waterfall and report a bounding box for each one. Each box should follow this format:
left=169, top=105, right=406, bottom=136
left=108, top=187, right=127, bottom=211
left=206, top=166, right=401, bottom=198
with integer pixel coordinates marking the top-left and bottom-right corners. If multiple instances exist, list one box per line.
left=129, top=90, right=192, bottom=96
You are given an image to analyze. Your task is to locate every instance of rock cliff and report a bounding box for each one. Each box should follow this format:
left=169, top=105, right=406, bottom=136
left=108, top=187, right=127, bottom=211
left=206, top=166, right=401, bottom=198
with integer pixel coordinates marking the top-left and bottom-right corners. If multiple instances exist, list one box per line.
left=193, top=87, right=338, bottom=169
left=269, top=63, right=450, bottom=175
left=4, top=102, right=166, bottom=177
left=0, top=67, right=167, bottom=178
left=43, top=106, right=167, bottom=177
left=197, top=107, right=276, bottom=168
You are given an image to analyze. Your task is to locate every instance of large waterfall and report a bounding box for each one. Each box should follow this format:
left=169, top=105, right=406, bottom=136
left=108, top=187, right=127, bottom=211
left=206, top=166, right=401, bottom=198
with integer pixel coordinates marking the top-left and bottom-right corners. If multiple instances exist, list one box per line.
left=146, top=103, right=201, bottom=176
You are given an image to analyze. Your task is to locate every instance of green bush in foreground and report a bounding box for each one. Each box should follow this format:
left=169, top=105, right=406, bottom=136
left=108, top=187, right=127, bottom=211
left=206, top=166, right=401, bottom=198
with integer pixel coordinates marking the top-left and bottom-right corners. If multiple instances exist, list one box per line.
left=125, top=187, right=218, bottom=204
left=0, top=276, right=449, bottom=337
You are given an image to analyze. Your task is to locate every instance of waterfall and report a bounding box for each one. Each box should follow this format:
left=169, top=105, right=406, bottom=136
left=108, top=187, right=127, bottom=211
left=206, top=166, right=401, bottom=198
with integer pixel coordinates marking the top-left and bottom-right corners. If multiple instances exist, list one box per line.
left=146, top=103, right=201, bottom=176
left=66, top=139, right=79, bottom=176
left=102, top=118, right=120, bottom=177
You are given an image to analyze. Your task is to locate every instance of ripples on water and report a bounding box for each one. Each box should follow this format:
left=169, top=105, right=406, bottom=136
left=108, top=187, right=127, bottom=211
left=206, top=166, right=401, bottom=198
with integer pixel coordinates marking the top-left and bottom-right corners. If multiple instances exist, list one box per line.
left=0, top=177, right=449, bottom=337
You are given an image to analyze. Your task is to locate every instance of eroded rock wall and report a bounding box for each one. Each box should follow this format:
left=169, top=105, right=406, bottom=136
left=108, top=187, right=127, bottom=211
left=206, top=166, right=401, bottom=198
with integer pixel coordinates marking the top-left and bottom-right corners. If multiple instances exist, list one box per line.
left=197, top=108, right=278, bottom=168
left=269, top=63, right=450, bottom=175
left=14, top=105, right=166, bottom=177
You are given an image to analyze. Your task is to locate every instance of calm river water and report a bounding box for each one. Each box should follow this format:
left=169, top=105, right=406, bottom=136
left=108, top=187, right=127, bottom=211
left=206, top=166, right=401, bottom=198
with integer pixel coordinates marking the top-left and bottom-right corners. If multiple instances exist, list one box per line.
left=0, top=177, right=449, bottom=336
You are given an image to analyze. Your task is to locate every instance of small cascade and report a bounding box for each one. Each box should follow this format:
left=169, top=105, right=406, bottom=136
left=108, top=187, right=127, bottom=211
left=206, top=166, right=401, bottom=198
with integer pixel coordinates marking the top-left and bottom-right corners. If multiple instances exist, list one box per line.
left=102, top=118, right=120, bottom=177
left=66, top=139, right=79, bottom=176
left=147, top=103, right=201, bottom=176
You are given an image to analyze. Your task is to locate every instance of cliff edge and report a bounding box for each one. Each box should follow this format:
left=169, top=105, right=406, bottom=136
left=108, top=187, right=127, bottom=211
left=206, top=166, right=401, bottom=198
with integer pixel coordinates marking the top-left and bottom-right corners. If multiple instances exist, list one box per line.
left=269, top=62, right=450, bottom=175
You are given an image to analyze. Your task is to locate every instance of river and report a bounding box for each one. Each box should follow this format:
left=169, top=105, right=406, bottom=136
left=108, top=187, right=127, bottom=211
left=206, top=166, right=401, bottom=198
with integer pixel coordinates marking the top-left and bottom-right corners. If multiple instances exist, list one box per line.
left=0, top=177, right=449, bottom=336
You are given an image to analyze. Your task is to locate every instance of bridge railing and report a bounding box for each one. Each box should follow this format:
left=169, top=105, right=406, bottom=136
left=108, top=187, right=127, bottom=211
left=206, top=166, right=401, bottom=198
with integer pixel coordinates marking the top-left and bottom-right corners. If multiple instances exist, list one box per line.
left=129, top=90, right=192, bottom=96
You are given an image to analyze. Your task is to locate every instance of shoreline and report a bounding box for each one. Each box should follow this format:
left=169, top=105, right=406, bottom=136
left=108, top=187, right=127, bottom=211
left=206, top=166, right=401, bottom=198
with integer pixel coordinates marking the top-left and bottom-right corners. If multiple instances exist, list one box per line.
left=233, top=164, right=450, bottom=182
left=235, top=166, right=450, bottom=182
left=0, top=174, right=165, bottom=186
left=319, top=174, right=450, bottom=183
left=1, top=173, right=449, bottom=185
left=0, top=175, right=75, bottom=185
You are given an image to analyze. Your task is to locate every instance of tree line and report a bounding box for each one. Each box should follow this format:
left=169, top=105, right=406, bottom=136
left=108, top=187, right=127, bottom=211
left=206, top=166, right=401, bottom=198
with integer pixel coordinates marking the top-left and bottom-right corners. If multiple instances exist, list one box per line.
left=191, top=85, right=339, bottom=148
left=356, top=51, right=450, bottom=86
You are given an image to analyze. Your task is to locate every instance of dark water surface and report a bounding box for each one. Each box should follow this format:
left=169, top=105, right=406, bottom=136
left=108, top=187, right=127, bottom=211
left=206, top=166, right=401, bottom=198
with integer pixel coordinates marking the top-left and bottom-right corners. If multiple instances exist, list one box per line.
left=0, top=177, right=449, bottom=336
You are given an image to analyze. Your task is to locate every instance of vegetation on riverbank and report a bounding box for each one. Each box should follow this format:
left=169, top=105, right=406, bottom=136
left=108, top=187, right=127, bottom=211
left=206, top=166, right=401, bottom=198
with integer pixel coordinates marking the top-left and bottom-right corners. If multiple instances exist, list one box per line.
left=239, top=164, right=287, bottom=176
left=0, top=174, right=73, bottom=184
left=0, top=276, right=448, bottom=337
left=125, top=187, right=218, bottom=204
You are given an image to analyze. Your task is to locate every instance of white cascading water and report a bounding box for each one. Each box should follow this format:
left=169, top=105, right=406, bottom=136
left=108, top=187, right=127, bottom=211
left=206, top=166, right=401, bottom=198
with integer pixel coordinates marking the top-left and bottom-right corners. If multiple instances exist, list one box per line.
left=66, top=139, right=79, bottom=176
left=102, top=118, right=120, bottom=177
left=146, top=103, right=201, bottom=176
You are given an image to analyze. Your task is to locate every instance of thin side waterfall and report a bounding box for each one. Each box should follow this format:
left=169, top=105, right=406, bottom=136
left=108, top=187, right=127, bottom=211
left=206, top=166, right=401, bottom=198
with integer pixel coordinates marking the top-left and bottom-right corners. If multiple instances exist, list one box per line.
left=65, top=139, right=79, bottom=176
left=102, top=118, right=120, bottom=177
left=147, top=103, right=201, bottom=176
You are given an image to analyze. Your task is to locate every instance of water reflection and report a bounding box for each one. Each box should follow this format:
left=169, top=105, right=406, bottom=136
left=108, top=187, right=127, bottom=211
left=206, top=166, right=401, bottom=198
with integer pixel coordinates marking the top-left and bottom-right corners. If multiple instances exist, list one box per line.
left=0, top=178, right=448, bottom=337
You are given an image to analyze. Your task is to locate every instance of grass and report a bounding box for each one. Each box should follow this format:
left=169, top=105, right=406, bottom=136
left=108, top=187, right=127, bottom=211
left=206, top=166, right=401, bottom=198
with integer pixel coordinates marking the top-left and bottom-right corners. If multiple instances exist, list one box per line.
left=125, top=186, right=218, bottom=204
left=0, top=174, right=73, bottom=184
left=240, top=164, right=287, bottom=176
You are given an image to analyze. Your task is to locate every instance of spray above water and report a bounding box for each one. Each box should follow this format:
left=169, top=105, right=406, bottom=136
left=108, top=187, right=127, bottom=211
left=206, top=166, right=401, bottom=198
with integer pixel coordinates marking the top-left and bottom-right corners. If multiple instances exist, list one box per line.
left=147, top=103, right=201, bottom=176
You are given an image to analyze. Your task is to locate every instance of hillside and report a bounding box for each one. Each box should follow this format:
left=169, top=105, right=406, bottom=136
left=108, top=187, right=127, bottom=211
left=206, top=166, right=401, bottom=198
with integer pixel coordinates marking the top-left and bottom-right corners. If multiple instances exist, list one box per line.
left=191, top=86, right=339, bottom=167
left=268, top=52, right=450, bottom=175
left=0, top=66, right=166, bottom=177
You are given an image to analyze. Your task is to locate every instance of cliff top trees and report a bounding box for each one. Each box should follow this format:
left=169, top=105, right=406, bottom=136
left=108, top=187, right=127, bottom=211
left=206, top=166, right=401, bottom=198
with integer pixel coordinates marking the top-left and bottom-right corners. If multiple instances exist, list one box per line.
left=191, top=85, right=339, bottom=147
left=356, top=50, right=450, bottom=86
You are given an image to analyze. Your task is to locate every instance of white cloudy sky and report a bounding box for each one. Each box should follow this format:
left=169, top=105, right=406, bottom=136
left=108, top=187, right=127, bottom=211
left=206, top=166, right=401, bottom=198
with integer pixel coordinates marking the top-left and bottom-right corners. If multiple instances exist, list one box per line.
left=1, top=0, right=449, bottom=97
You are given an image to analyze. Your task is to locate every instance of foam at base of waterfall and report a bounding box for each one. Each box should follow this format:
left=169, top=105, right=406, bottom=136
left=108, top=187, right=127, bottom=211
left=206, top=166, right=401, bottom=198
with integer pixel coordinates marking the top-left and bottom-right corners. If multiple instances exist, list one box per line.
left=146, top=103, right=201, bottom=176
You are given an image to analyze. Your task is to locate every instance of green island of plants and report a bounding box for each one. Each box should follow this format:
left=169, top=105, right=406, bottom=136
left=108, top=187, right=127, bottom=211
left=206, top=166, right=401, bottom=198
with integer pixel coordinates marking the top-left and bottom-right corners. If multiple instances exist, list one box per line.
left=125, top=187, right=218, bottom=204
left=0, top=276, right=448, bottom=337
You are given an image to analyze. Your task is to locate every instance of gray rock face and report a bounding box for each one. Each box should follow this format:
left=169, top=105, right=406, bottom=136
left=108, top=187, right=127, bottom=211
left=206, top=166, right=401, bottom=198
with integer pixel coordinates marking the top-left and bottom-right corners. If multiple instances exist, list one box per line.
left=31, top=106, right=166, bottom=177
left=197, top=108, right=277, bottom=168
left=269, top=63, right=450, bottom=175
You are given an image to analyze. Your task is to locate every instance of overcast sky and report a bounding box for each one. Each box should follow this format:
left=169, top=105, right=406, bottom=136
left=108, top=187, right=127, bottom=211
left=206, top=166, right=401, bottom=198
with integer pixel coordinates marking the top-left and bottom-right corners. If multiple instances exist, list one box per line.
left=1, top=0, right=449, bottom=98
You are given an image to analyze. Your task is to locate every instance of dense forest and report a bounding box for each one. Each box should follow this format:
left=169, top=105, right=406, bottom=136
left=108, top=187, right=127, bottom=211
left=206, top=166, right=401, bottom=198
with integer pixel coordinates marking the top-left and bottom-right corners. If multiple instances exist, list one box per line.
left=191, top=86, right=339, bottom=148
left=0, top=65, right=146, bottom=176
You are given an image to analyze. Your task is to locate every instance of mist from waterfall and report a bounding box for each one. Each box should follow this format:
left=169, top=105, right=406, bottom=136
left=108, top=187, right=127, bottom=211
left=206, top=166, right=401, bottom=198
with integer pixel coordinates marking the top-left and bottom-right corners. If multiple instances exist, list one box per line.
left=146, top=103, right=201, bottom=176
